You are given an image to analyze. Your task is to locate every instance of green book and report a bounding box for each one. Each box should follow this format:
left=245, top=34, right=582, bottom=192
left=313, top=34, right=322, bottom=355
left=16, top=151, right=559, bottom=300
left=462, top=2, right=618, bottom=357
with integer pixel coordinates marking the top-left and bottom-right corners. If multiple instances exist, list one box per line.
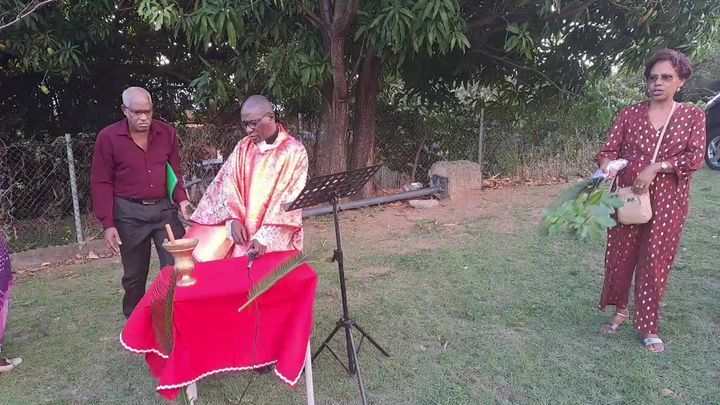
left=166, top=162, right=178, bottom=201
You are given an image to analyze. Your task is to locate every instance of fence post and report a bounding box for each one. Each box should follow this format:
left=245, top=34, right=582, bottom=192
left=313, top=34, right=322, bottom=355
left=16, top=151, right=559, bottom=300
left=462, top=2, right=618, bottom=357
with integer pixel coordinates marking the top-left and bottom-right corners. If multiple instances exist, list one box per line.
left=478, top=107, right=485, bottom=165
left=64, top=133, right=85, bottom=248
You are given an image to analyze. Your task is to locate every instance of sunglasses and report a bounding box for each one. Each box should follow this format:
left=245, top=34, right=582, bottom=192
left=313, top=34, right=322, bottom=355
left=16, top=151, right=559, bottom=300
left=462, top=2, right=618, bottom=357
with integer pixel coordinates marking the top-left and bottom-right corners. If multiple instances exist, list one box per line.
left=646, top=74, right=674, bottom=83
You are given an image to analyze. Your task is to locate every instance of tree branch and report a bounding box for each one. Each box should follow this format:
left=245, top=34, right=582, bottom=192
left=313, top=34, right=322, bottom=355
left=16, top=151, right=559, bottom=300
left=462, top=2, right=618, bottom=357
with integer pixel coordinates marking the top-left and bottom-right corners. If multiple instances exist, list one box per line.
left=469, top=0, right=598, bottom=30
left=470, top=15, right=501, bottom=30
left=96, top=63, right=194, bottom=84
left=339, top=0, right=358, bottom=30
left=472, top=47, right=581, bottom=98
left=320, top=0, right=332, bottom=26
left=302, top=8, right=323, bottom=29
left=539, top=0, right=597, bottom=22
left=328, top=0, right=357, bottom=33
left=331, top=0, right=345, bottom=26
left=607, top=0, right=645, bottom=12
left=0, top=0, right=56, bottom=33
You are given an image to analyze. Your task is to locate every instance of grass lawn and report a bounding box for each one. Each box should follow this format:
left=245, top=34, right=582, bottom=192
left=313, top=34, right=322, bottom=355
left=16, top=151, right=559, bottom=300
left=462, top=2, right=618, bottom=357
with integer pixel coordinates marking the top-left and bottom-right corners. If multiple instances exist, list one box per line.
left=1, top=169, right=718, bottom=404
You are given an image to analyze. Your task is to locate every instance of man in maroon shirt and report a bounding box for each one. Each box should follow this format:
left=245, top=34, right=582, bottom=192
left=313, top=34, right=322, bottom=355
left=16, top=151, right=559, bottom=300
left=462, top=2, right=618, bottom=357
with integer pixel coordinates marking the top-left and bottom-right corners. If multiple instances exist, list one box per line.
left=91, top=87, right=191, bottom=318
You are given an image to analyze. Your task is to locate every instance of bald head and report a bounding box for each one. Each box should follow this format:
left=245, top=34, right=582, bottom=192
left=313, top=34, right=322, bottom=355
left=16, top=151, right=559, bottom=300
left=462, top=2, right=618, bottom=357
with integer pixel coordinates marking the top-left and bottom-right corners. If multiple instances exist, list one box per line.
left=240, top=95, right=277, bottom=143
left=122, top=87, right=152, bottom=106
left=241, top=95, right=274, bottom=116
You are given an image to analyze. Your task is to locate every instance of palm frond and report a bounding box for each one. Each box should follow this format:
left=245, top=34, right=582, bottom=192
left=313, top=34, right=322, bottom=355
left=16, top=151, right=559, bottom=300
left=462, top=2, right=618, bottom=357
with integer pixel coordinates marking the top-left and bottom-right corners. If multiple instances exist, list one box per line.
left=238, top=251, right=308, bottom=313
left=148, top=268, right=177, bottom=354
left=237, top=241, right=330, bottom=313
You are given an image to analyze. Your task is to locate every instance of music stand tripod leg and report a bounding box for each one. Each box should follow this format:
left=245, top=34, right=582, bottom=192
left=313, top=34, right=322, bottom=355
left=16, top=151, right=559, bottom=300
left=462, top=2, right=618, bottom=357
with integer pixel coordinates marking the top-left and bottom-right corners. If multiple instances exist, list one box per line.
left=312, top=321, right=342, bottom=361
left=347, top=325, right=369, bottom=405
left=352, top=322, right=390, bottom=357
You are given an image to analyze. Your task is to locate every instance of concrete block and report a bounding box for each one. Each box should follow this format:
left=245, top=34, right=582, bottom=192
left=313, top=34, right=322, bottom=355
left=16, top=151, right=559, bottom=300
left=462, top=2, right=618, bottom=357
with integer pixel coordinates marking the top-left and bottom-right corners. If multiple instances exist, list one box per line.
left=428, top=160, right=483, bottom=199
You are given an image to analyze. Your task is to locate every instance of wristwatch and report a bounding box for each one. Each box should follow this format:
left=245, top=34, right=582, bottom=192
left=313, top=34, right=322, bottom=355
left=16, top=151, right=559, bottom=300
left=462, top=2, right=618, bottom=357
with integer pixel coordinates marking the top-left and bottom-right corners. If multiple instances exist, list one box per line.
left=660, top=161, right=670, bottom=171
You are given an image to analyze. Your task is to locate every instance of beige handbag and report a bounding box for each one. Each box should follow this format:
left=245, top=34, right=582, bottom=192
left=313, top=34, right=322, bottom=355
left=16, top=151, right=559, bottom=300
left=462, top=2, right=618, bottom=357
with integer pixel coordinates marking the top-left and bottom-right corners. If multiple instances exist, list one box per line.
left=615, top=102, right=676, bottom=225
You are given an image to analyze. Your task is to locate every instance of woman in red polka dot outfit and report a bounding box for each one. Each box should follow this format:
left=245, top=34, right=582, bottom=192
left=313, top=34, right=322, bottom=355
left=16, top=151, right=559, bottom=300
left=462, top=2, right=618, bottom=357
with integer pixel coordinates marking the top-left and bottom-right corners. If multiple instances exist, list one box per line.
left=595, top=49, right=706, bottom=353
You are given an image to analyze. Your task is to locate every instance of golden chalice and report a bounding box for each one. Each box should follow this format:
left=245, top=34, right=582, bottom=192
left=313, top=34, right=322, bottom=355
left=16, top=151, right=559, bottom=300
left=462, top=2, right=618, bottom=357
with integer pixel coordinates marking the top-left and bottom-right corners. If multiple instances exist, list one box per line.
left=162, top=237, right=199, bottom=287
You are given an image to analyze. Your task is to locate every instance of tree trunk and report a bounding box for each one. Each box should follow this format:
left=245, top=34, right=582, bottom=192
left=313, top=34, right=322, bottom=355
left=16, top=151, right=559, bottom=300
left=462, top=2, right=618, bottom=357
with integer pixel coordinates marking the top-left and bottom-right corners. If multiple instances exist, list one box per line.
left=350, top=49, right=382, bottom=197
left=316, top=85, right=350, bottom=174
left=313, top=1, right=357, bottom=176
left=316, top=40, right=350, bottom=175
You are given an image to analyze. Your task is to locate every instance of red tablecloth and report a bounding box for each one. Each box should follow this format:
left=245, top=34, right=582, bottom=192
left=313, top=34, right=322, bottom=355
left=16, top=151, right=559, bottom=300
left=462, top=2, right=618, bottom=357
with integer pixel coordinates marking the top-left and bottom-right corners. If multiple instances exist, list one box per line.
left=120, top=250, right=317, bottom=400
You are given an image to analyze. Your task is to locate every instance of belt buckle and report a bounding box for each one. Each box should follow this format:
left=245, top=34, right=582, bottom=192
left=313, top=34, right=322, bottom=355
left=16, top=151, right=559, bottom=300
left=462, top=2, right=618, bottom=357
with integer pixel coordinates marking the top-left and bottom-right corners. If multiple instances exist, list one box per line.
left=141, top=199, right=156, bottom=205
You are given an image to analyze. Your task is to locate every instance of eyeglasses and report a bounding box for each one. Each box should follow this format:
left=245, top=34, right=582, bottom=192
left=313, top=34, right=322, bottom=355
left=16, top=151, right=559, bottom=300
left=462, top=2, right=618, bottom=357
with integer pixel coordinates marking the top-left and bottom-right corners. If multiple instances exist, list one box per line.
left=646, top=74, right=674, bottom=83
left=123, top=105, right=153, bottom=116
left=240, top=113, right=273, bottom=130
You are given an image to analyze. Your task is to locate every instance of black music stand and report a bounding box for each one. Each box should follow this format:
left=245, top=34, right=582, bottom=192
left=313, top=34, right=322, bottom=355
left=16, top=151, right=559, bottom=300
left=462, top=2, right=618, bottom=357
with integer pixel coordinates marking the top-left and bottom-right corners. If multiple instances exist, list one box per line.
left=286, top=165, right=389, bottom=405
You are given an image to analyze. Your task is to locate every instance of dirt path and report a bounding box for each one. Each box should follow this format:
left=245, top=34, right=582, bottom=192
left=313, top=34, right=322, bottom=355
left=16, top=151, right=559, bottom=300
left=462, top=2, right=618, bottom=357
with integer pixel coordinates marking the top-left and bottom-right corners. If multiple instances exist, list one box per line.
left=11, top=183, right=567, bottom=276
left=304, top=183, right=565, bottom=254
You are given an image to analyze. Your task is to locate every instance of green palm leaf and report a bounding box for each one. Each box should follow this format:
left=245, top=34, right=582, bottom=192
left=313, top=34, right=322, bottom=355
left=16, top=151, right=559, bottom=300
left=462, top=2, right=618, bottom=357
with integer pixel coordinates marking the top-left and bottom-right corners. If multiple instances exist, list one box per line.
left=238, top=252, right=307, bottom=313
left=148, top=268, right=177, bottom=354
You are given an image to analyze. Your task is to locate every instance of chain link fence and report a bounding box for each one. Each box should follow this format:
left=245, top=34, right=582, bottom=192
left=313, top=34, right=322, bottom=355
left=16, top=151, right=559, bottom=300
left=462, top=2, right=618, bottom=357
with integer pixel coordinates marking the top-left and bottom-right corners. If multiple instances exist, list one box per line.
left=2, top=113, right=487, bottom=253
left=0, top=135, right=98, bottom=253
left=374, top=107, right=483, bottom=189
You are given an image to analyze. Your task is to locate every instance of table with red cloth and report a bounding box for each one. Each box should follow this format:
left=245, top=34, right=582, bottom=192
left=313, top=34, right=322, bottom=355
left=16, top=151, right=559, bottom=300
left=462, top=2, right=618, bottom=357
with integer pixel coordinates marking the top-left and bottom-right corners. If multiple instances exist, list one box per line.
left=120, top=250, right=318, bottom=401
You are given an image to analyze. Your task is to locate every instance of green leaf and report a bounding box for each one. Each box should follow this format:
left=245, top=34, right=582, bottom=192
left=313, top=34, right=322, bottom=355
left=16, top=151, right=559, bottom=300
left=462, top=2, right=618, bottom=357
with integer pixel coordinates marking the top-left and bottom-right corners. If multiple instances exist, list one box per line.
left=506, top=23, right=521, bottom=34
left=354, top=25, right=368, bottom=41
left=423, top=0, right=435, bottom=18
left=218, top=11, right=226, bottom=32
left=522, top=45, right=533, bottom=61
left=227, top=22, right=237, bottom=48
left=444, top=0, right=456, bottom=13
left=605, top=197, right=624, bottom=208
left=433, top=0, right=441, bottom=17
left=587, top=205, right=609, bottom=217
left=587, top=190, right=603, bottom=205
left=504, top=36, right=518, bottom=51
left=197, top=55, right=213, bottom=68
left=400, top=8, right=415, bottom=20
left=439, top=9, right=448, bottom=30
left=201, top=15, right=208, bottom=34
left=301, top=69, right=310, bottom=86
left=595, top=215, right=617, bottom=228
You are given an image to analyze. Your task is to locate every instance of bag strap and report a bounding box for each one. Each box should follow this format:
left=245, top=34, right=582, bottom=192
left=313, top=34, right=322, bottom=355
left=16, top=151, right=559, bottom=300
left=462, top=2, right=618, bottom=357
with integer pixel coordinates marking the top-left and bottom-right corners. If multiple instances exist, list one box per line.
left=608, top=101, right=676, bottom=191
left=650, top=101, right=676, bottom=164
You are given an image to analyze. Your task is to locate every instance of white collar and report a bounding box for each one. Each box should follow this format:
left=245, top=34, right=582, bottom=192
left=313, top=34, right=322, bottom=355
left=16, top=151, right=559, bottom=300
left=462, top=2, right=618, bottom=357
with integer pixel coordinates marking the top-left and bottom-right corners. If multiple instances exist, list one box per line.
left=256, top=138, right=280, bottom=153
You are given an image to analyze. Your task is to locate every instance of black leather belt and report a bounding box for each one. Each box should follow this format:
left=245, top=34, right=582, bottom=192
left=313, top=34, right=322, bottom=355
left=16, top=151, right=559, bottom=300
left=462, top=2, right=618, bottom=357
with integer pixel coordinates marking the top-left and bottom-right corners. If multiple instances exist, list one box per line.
left=119, top=196, right=164, bottom=205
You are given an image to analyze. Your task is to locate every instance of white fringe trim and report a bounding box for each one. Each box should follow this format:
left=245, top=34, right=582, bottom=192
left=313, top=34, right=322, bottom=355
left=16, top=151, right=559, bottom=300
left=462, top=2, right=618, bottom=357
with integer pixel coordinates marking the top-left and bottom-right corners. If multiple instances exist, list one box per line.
left=274, top=364, right=304, bottom=386
left=119, top=334, right=169, bottom=359
left=120, top=336, right=306, bottom=390
left=154, top=359, right=303, bottom=391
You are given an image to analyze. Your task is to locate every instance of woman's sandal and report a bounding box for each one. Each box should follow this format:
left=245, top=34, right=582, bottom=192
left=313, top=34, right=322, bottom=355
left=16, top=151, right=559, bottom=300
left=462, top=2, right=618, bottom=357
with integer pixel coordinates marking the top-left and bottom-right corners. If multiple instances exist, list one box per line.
left=601, top=310, right=629, bottom=335
left=0, top=357, right=22, bottom=373
left=642, top=337, right=665, bottom=353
